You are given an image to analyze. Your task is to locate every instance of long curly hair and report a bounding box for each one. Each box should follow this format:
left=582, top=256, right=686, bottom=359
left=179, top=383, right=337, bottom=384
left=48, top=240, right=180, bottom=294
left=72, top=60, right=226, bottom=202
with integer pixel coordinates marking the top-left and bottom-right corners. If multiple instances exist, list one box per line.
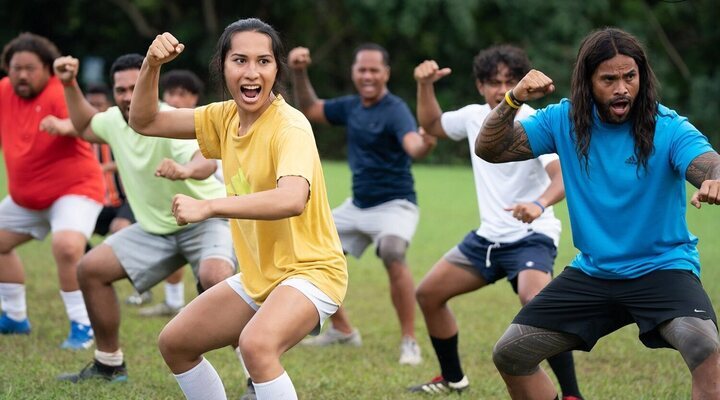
left=570, top=28, right=658, bottom=174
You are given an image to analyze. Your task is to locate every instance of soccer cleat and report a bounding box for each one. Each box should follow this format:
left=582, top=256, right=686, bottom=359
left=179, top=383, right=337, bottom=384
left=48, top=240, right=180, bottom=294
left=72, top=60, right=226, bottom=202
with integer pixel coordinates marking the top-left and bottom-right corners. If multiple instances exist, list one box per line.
left=562, top=396, right=584, bottom=400
left=138, top=302, right=182, bottom=317
left=239, top=377, right=257, bottom=400
left=399, top=336, right=422, bottom=365
left=0, top=312, right=31, bottom=335
left=61, top=321, right=94, bottom=350
left=408, top=375, right=469, bottom=394
left=125, top=291, right=153, bottom=306
left=300, top=326, right=362, bottom=347
left=57, top=360, right=128, bottom=383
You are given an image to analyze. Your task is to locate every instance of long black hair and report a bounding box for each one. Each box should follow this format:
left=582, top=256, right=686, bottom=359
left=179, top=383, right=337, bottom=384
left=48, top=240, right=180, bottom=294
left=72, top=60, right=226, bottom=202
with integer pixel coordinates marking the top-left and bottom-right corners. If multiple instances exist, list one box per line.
left=209, top=18, right=287, bottom=99
left=570, top=27, right=658, bottom=173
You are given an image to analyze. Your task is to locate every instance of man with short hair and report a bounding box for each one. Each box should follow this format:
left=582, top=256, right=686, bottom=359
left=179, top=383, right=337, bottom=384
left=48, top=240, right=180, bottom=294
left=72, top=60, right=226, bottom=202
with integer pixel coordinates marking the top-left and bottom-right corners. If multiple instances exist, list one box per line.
left=408, top=45, right=582, bottom=399
left=51, top=53, right=237, bottom=383
left=0, top=32, right=104, bottom=350
left=289, top=43, right=435, bottom=365
left=477, top=27, right=720, bottom=399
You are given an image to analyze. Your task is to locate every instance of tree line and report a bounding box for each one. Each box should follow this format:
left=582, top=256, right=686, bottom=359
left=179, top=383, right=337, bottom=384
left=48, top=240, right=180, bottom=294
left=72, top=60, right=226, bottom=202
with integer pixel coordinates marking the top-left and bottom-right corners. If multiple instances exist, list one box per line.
left=2, top=0, right=716, bottom=162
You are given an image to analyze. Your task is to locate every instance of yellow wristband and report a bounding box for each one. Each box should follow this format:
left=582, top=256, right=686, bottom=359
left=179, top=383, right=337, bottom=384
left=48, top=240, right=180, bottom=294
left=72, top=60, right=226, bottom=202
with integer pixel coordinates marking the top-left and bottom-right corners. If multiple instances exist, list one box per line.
left=505, top=90, right=521, bottom=109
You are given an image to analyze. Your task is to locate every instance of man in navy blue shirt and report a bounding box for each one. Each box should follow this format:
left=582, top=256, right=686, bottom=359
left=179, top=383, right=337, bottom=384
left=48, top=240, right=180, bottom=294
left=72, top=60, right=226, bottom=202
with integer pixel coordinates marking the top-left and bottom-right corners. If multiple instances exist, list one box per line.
left=289, top=43, right=435, bottom=365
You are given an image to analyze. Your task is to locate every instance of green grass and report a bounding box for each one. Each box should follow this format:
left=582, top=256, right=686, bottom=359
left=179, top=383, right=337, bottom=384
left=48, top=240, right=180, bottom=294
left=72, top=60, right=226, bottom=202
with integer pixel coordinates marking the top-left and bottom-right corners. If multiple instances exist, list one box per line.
left=1, top=160, right=719, bottom=399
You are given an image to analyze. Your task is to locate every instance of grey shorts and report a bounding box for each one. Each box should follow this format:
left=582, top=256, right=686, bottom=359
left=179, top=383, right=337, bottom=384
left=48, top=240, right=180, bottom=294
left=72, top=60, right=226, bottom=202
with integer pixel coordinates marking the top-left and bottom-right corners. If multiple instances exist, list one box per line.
left=105, top=218, right=237, bottom=293
left=332, top=198, right=419, bottom=258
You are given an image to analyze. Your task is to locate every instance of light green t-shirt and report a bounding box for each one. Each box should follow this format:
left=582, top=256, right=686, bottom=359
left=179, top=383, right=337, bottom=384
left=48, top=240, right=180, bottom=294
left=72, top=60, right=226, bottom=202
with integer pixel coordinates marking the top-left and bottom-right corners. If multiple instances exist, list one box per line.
left=91, top=105, right=226, bottom=234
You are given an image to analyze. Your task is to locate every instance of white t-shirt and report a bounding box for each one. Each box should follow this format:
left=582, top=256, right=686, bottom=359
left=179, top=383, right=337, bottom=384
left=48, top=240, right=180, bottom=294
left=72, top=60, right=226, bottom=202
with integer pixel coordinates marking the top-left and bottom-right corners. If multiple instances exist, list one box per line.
left=440, top=103, right=561, bottom=246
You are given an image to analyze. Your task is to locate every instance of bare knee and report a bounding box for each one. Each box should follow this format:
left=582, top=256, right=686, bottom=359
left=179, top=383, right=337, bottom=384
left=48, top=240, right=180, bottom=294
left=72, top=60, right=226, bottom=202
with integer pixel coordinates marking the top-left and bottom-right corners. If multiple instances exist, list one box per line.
left=238, top=331, right=277, bottom=373
left=51, top=233, right=86, bottom=264
left=197, top=259, right=234, bottom=290
left=378, top=236, right=408, bottom=268
left=415, top=282, right=442, bottom=311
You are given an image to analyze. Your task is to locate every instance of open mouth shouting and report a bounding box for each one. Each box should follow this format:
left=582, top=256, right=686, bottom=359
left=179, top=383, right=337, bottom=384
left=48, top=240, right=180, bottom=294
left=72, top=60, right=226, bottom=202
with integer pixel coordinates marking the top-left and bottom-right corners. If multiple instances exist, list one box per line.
left=240, top=84, right=262, bottom=103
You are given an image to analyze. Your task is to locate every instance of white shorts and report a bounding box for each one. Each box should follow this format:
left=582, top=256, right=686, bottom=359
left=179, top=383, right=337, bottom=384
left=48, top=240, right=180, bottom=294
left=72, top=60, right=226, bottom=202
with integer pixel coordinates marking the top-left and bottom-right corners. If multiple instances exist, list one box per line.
left=0, top=195, right=102, bottom=240
left=332, top=198, right=419, bottom=258
left=225, top=275, right=339, bottom=336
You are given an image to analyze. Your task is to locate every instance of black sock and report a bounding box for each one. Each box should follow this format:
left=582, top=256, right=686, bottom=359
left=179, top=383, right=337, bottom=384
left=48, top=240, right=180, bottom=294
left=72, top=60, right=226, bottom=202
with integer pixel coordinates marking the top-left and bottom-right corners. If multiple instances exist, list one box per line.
left=547, top=351, right=582, bottom=399
left=430, top=333, right=464, bottom=383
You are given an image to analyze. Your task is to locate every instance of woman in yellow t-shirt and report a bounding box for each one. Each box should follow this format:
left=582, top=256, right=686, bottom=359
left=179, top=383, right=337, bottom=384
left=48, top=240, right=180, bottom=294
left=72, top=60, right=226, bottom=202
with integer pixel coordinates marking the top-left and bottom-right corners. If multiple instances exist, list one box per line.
left=129, top=18, right=347, bottom=400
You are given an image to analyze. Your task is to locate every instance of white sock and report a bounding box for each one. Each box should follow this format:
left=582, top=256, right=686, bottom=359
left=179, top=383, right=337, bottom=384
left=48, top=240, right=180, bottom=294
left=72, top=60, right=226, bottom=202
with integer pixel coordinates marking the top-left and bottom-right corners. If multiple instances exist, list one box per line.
left=254, top=371, right=297, bottom=400
left=164, top=281, right=185, bottom=309
left=60, top=290, right=90, bottom=326
left=175, top=357, right=227, bottom=400
left=95, top=349, right=124, bottom=366
left=234, top=347, right=251, bottom=379
left=0, top=283, right=27, bottom=320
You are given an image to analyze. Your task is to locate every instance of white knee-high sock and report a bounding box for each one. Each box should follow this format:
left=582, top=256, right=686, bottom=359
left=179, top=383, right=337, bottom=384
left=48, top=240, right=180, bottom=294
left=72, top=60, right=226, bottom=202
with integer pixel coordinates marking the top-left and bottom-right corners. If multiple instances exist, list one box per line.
left=164, top=281, right=185, bottom=309
left=0, top=283, right=26, bottom=320
left=174, top=357, right=227, bottom=400
left=254, top=371, right=297, bottom=400
left=60, top=290, right=90, bottom=325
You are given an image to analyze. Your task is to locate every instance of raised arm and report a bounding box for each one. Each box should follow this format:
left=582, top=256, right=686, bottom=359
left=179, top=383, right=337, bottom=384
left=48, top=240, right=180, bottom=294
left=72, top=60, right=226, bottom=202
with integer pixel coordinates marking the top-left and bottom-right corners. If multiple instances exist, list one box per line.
left=476, top=69, right=555, bottom=163
left=686, top=151, right=720, bottom=208
left=414, top=60, right=451, bottom=139
left=129, top=32, right=196, bottom=139
left=288, top=47, right=327, bottom=124
left=155, top=150, right=218, bottom=181
left=402, top=128, right=437, bottom=160
left=53, top=56, right=105, bottom=143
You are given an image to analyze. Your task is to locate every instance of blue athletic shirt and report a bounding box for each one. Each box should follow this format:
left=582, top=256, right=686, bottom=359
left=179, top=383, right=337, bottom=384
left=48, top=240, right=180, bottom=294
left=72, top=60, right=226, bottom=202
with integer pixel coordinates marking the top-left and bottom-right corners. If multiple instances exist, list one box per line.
left=323, top=93, right=417, bottom=208
left=521, top=99, right=713, bottom=279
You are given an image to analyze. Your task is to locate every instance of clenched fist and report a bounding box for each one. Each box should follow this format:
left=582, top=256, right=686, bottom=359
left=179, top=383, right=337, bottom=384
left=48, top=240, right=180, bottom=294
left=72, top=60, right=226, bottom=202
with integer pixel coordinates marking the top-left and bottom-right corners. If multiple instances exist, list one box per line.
left=512, top=69, right=555, bottom=102
left=288, top=47, right=312, bottom=71
left=53, top=56, right=80, bottom=85
left=146, top=32, right=185, bottom=68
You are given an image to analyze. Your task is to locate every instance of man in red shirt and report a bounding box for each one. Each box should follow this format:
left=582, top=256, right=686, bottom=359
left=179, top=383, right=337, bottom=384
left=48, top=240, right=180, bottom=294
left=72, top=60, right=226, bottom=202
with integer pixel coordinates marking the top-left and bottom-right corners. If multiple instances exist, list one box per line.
left=0, top=33, right=105, bottom=350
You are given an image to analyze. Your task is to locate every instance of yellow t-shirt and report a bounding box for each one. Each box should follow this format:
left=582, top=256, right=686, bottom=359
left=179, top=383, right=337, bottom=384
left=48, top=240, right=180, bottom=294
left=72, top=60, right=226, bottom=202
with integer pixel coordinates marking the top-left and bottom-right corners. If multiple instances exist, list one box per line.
left=194, top=95, right=347, bottom=305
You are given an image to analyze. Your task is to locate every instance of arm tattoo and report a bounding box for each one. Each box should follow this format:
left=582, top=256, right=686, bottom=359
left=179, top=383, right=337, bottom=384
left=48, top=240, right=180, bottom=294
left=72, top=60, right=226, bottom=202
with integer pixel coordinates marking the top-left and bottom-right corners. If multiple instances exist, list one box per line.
left=686, top=151, right=720, bottom=188
left=475, top=101, right=534, bottom=163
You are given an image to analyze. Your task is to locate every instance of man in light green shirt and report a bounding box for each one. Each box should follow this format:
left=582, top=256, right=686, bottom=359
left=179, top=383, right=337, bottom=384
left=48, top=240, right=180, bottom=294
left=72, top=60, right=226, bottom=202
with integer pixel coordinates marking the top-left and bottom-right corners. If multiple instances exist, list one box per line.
left=50, top=53, right=237, bottom=384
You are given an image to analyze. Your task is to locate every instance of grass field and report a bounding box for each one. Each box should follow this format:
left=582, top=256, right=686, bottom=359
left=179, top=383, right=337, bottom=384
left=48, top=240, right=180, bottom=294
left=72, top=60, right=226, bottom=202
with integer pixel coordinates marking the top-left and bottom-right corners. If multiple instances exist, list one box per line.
left=0, top=159, right=719, bottom=399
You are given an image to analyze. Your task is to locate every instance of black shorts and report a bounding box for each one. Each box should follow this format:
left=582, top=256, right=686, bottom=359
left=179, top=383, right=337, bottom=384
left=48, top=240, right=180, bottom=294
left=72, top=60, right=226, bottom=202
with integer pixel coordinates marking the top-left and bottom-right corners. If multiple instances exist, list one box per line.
left=514, top=267, right=718, bottom=351
left=93, top=202, right=135, bottom=236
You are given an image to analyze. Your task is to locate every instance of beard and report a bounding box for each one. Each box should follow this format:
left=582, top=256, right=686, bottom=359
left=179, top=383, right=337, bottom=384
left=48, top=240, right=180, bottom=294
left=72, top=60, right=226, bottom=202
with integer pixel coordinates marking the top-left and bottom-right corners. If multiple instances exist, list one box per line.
left=596, top=95, right=634, bottom=124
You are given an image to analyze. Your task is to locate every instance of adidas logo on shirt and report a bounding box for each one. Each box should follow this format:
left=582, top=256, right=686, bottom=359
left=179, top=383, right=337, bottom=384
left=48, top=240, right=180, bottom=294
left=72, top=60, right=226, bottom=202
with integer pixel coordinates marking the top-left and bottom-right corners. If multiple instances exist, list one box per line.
left=625, top=155, right=638, bottom=165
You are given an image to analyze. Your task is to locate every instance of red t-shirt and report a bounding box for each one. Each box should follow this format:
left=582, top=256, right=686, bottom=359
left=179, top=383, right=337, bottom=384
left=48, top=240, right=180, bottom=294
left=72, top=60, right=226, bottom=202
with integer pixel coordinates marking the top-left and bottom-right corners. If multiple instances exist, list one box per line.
left=0, top=76, right=104, bottom=210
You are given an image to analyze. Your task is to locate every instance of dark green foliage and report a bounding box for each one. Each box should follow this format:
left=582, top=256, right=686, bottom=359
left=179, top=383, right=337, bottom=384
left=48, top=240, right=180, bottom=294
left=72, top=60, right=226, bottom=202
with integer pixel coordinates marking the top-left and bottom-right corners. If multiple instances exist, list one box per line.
left=1, top=0, right=717, bottom=159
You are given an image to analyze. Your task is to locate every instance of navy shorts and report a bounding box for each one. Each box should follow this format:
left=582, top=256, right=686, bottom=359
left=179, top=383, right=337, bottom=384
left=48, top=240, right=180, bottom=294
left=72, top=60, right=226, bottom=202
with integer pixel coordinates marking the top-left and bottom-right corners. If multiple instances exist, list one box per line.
left=451, top=231, right=557, bottom=292
left=514, top=267, right=718, bottom=351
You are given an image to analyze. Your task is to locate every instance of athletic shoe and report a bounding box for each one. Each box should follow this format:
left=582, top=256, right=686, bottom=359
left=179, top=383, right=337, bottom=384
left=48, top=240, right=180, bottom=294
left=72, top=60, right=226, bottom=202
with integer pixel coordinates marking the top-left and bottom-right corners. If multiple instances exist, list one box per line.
left=562, top=396, right=584, bottom=400
left=399, top=336, right=422, bottom=365
left=0, top=312, right=31, bottom=335
left=125, top=291, right=152, bottom=306
left=239, top=377, right=257, bottom=400
left=407, top=375, right=469, bottom=394
left=138, top=302, right=182, bottom=317
left=61, top=321, right=94, bottom=350
left=57, top=360, right=128, bottom=383
left=300, top=326, right=362, bottom=347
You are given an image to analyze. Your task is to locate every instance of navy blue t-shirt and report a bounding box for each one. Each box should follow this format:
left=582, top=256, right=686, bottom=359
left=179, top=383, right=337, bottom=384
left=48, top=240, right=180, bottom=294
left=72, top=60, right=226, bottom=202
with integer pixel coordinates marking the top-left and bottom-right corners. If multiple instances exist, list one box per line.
left=324, top=93, right=417, bottom=208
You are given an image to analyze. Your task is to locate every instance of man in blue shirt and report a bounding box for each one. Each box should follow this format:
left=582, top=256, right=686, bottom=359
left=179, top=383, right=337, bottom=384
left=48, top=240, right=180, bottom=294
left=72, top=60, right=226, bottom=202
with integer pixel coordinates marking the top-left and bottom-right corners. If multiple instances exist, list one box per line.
left=289, top=43, right=435, bottom=365
left=477, top=27, right=720, bottom=399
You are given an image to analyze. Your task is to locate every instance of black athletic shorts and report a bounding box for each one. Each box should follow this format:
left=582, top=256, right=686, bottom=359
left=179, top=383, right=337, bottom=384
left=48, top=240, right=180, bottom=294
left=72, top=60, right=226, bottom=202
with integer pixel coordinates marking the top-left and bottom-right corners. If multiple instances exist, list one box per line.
left=93, top=202, right=135, bottom=236
left=513, top=267, right=718, bottom=351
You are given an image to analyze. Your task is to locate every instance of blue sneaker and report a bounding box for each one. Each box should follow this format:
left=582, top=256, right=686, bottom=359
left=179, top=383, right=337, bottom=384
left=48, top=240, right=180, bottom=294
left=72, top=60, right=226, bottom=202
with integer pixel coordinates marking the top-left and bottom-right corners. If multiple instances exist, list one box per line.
left=0, top=312, right=31, bottom=334
left=61, top=321, right=94, bottom=350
